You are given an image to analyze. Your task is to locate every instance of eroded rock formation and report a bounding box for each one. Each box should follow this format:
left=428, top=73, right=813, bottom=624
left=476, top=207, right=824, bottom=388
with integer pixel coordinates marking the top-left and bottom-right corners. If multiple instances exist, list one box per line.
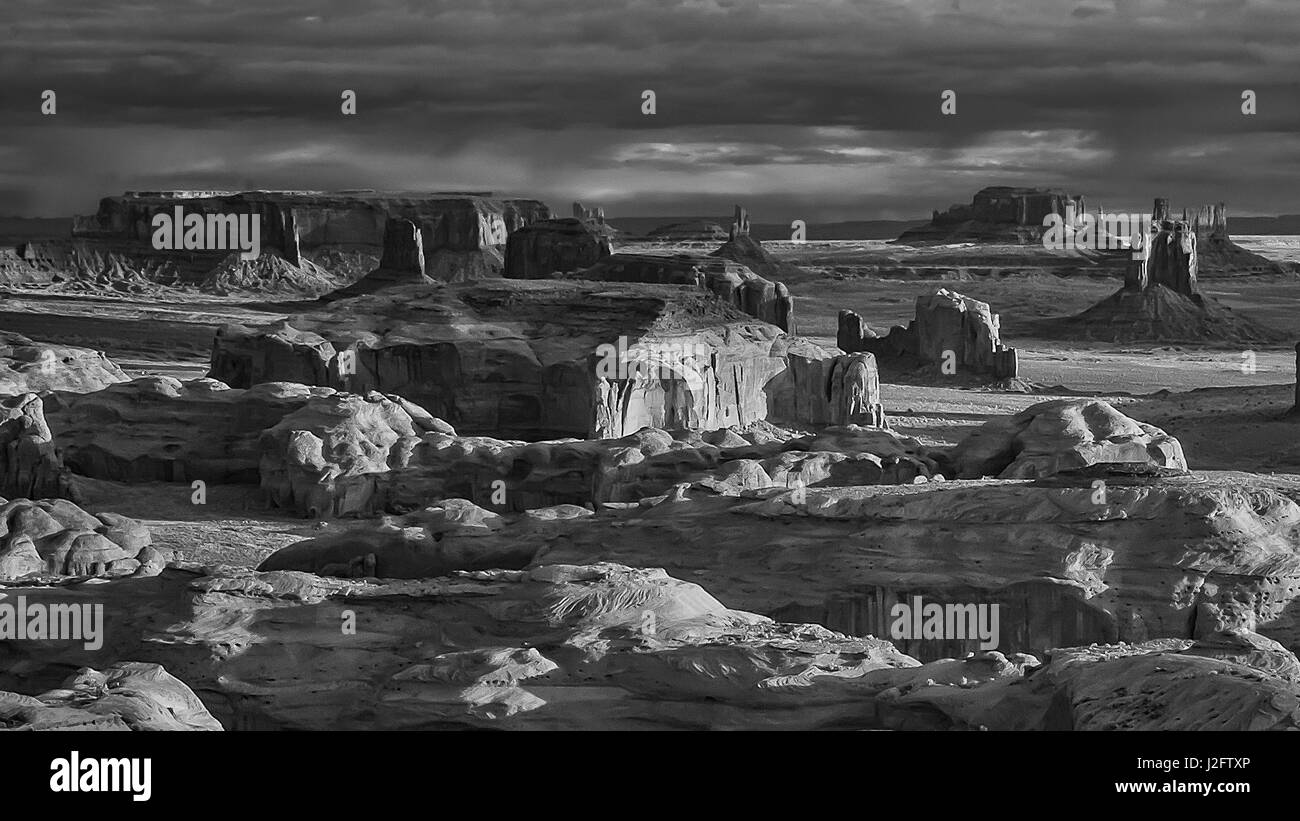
left=0, top=393, right=79, bottom=502
left=208, top=280, right=809, bottom=439
left=838, top=289, right=1019, bottom=379
left=503, top=218, right=612, bottom=279
left=946, top=398, right=1188, bottom=479
left=0, top=662, right=222, bottom=731
left=895, top=186, right=1084, bottom=245
left=0, top=332, right=128, bottom=395
left=0, top=495, right=157, bottom=580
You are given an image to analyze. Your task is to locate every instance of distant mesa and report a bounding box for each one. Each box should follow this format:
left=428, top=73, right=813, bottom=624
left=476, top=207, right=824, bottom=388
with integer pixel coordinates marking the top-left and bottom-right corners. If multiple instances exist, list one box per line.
left=2, top=190, right=553, bottom=295
left=646, top=220, right=730, bottom=241
left=895, top=186, right=1085, bottom=246
left=502, top=202, right=616, bottom=280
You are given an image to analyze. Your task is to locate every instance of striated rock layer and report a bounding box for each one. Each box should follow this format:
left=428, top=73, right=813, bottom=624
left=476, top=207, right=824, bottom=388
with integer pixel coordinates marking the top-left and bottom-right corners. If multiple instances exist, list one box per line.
left=4, top=562, right=1297, bottom=730
left=210, top=280, right=823, bottom=440
left=839, top=289, right=1018, bottom=379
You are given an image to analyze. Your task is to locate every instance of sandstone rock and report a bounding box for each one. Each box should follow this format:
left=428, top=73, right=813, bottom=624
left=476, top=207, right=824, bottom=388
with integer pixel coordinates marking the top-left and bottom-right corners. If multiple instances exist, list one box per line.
left=0, top=496, right=152, bottom=579
left=259, top=390, right=452, bottom=518
left=0, top=393, right=79, bottom=501
left=947, top=398, right=1188, bottom=479
left=896, top=186, right=1084, bottom=245
left=0, top=332, right=128, bottom=395
left=208, top=280, right=815, bottom=439
left=840, top=289, right=1019, bottom=379
left=46, top=378, right=335, bottom=484
left=6, top=561, right=1297, bottom=730
left=0, top=662, right=221, bottom=731
left=504, top=218, right=612, bottom=279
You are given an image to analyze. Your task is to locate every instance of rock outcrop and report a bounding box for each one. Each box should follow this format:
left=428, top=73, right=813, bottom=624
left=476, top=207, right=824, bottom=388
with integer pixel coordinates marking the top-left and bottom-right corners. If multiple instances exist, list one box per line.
left=0, top=393, right=79, bottom=502
left=1044, top=198, right=1285, bottom=343
left=895, top=186, right=1084, bottom=245
left=259, top=390, right=454, bottom=518
left=838, top=289, right=1019, bottom=379
left=504, top=218, right=612, bottom=279
left=0, top=332, right=129, bottom=395
left=30, top=190, right=555, bottom=292
left=0, top=495, right=155, bottom=580
left=945, top=398, right=1188, bottom=479
left=0, top=662, right=222, bottom=731
left=208, top=280, right=813, bottom=439
left=8, top=557, right=1296, bottom=730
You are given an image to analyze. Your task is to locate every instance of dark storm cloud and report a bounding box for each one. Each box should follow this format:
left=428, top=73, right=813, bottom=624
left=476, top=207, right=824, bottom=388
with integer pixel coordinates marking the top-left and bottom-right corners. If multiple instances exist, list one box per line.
left=1, top=0, right=1297, bottom=219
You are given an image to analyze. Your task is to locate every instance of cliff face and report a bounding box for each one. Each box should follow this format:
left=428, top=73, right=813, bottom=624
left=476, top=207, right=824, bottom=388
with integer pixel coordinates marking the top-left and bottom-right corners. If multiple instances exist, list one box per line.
left=503, top=217, right=612, bottom=279
left=67, top=190, right=553, bottom=286
left=838, top=289, right=1019, bottom=380
left=896, top=186, right=1083, bottom=245
left=209, top=279, right=818, bottom=440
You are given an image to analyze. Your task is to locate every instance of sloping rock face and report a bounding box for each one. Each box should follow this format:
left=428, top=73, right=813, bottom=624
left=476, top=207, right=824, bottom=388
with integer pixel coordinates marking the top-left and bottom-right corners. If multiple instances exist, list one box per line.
left=946, top=398, right=1188, bottom=479
left=1045, top=284, right=1285, bottom=344
left=0, top=394, right=79, bottom=502
left=317, top=471, right=1300, bottom=662
left=208, top=280, right=810, bottom=439
left=504, top=218, right=612, bottom=279
left=579, top=253, right=794, bottom=332
left=839, top=289, right=1018, bottom=379
left=0, top=495, right=155, bottom=580
left=7, top=561, right=1295, bottom=730
left=0, top=662, right=222, bottom=731
left=895, top=186, right=1083, bottom=245
left=0, top=332, right=128, bottom=395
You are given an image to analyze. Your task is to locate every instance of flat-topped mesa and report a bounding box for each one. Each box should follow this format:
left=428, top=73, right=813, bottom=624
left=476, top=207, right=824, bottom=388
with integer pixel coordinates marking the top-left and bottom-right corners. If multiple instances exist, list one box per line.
left=1127, top=200, right=1198, bottom=297
left=579, top=252, right=794, bottom=332
left=70, top=190, right=553, bottom=283
left=208, top=279, right=836, bottom=440
left=503, top=218, right=613, bottom=279
left=838, top=289, right=1019, bottom=380
left=895, top=186, right=1084, bottom=245
left=328, top=217, right=432, bottom=298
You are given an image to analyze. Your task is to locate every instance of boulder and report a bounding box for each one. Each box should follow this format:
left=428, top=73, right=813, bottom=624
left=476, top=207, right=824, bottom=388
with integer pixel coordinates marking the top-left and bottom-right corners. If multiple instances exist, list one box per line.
left=0, top=332, right=128, bottom=395
left=946, top=398, right=1187, bottom=479
left=0, top=496, right=153, bottom=580
left=0, top=662, right=221, bottom=731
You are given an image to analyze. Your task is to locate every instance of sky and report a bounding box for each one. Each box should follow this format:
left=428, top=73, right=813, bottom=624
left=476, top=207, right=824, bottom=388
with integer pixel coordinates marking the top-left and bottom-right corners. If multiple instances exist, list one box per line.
left=1, top=0, right=1298, bottom=221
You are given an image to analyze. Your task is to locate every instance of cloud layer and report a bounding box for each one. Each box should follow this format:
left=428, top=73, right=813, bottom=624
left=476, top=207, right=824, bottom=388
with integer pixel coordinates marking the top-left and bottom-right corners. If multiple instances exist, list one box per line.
left=3, top=0, right=1297, bottom=219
